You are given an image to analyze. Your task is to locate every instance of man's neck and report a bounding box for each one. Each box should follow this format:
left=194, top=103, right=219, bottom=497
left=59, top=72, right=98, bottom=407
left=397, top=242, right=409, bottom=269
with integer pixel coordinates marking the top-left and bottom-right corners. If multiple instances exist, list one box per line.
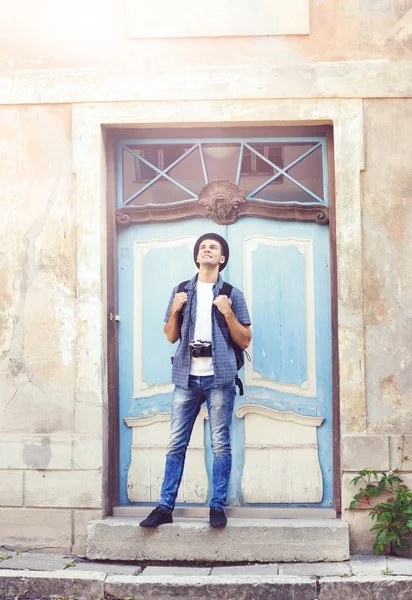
left=197, top=266, right=219, bottom=283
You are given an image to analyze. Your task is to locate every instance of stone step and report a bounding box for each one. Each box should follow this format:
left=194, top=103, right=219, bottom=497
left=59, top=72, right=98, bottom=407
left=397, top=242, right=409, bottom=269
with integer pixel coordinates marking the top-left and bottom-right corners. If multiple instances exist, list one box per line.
left=87, top=517, right=349, bottom=563
left=3, top=569, right=412, bottom=600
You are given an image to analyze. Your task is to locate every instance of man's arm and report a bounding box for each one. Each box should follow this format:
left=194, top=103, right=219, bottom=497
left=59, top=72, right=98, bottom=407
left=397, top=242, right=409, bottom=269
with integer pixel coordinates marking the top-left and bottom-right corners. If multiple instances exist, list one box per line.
left=164, top=292, right=187, bottom=343
left=213, top=295, right=252, bottom=350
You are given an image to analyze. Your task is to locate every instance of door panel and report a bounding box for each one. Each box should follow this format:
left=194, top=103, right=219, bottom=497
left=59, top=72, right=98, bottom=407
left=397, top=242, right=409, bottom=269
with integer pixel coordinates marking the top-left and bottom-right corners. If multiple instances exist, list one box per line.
left=118, top=220, right=224, bottom=505
left=225, top=218, right=332, bottom=506
left=117, top=136, right=333, bottom=509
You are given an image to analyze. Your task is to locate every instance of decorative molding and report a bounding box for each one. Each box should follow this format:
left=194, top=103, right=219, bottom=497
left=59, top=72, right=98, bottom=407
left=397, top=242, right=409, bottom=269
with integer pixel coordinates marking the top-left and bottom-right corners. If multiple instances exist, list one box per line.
left=198, top=180, right=246, bottom=224
left=124, top=413, right=171, bottom=428
left=237, top=404, right=324, bottom=503
left=125, top=411, right=208, bottom=503
left=125, top=0, right=309, bottom=39
left=236, top=404, right=324, bottom=427
left=116, top=197, right=329, bottom=227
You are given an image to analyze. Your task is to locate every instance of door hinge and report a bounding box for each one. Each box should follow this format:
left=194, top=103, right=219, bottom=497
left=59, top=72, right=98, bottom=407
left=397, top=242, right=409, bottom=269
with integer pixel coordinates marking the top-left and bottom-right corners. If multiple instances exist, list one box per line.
left=109, top=313, right=120, bottom=322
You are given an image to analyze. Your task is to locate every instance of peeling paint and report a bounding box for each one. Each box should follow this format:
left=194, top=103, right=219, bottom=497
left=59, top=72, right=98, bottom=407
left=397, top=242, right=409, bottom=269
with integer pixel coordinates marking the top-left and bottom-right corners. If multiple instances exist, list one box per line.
left=22, top=436, right=51, bottom=469
left=8, top=181, right=59, bottom=392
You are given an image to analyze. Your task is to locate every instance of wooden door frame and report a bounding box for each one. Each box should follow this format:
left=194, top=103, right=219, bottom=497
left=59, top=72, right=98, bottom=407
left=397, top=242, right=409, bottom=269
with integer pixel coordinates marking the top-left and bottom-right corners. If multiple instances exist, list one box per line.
left=105, top=124, right=341, bottom=514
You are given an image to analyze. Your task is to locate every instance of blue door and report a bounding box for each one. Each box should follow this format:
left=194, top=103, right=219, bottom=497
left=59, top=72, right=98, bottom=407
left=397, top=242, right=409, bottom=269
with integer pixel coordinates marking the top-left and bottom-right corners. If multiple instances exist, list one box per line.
left=117, top=137, right=333, bottom=508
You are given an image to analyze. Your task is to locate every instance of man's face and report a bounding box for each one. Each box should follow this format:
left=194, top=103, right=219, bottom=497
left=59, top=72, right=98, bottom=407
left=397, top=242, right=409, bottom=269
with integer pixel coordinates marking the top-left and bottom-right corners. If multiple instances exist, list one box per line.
left=197, top=239, right=225, bottom=269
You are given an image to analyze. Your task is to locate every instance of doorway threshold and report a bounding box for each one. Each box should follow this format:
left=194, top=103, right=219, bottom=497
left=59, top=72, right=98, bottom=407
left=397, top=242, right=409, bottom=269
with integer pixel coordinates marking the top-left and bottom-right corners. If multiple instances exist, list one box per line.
left=112, top=506, right=336, bottom=519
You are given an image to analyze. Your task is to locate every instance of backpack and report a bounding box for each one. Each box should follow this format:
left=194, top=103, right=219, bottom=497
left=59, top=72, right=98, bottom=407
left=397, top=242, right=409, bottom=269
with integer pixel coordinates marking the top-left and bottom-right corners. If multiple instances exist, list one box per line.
left=177, top=280, right=249, bottom=395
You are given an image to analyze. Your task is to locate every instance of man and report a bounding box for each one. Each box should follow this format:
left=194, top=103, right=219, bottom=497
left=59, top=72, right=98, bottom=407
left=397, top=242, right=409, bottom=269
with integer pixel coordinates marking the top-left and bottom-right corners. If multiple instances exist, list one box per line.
left=139, top=233, right=251, bottom=529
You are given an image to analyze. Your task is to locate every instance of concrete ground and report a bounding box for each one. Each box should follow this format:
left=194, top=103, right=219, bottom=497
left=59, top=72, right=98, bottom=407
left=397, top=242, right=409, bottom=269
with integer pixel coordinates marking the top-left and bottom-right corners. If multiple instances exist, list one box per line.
left=1, top=548, right=412, bottom=599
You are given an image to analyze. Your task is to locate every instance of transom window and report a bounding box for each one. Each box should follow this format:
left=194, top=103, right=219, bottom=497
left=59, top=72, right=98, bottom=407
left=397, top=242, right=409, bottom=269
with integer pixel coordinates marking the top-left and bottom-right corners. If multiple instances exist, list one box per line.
left=119, top=139, right=327, bottom=208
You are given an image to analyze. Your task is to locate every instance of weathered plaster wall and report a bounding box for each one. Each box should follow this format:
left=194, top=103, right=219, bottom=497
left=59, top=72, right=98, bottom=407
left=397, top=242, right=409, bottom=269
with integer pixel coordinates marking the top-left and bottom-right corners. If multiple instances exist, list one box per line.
left=0, top=0, right=411, bottom=557
left=1, top=0, right=412, bottom=71
left=341, top=100, right=412, bottom=553
left=0, top=105, right=102, bottom=553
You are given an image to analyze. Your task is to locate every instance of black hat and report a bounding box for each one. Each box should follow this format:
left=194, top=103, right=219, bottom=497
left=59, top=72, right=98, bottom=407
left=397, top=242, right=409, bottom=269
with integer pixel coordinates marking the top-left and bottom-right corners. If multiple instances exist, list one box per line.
left=194, top=233, right=229, bottom=272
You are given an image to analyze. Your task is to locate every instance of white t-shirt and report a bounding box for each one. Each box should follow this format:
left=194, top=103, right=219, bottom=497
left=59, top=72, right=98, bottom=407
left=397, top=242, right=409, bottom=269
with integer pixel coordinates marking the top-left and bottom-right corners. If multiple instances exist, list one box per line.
left=189, top=281, right=214, bottom=376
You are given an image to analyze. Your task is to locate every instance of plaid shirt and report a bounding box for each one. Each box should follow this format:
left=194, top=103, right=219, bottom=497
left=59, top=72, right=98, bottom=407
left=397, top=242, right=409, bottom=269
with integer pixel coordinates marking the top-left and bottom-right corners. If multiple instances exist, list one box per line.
left=164, top=274, right=251, bottom=388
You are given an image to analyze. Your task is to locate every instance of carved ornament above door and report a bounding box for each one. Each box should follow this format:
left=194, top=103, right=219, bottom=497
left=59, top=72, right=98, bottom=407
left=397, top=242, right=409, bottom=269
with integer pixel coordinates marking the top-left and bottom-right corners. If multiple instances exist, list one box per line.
left=116, top=139, right=329, bottom=226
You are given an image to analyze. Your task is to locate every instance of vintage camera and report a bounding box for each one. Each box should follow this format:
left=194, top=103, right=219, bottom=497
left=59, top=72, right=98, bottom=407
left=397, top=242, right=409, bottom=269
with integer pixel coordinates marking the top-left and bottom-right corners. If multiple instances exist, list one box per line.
left=189, top=341, right=212, bottom=359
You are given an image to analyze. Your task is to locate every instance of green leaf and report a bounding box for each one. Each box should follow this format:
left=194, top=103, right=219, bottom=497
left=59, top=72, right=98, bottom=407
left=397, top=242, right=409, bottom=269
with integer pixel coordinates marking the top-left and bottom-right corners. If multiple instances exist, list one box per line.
left=370, top=524, right=386, bottom=532
left=376, top=529, right=389, bottom=543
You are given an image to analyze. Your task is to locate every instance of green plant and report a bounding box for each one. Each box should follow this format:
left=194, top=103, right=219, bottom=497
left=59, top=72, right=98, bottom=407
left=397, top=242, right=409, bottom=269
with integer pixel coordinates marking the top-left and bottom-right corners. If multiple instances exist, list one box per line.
left=350, top=469, right=412, bottom=555
left=0, top=553, right=10, bottom=561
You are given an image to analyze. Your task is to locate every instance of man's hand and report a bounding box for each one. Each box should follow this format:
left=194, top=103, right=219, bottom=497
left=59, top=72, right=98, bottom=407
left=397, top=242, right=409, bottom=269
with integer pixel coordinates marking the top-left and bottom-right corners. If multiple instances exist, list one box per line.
left=214, top=295, right=252, bottom=350
left=171, top=292, right=188, bottom=314
left=213, top=295, right=233, bottom=317
left=164, top=292, right=187, bottom=343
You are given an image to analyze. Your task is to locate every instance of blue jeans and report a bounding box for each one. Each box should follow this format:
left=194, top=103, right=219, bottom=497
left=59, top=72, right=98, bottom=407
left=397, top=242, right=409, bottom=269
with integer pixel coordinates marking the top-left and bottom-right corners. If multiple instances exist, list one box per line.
left=159, top=375, right=236, bottom=511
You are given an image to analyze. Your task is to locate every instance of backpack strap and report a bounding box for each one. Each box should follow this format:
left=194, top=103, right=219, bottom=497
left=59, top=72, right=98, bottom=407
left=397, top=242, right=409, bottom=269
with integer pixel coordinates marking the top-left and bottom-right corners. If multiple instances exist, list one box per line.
left=177, top=280, right=190, bottom=293
left=219, top=282, right=233, bottom=298
left=176, top=280, right=190, bottom=335
left=217, top=282, right=246, bottom=396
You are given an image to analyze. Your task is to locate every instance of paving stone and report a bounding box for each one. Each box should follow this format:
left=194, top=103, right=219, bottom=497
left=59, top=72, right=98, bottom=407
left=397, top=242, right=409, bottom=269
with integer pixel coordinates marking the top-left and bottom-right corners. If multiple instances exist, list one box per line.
left=73, top=560, right=142, bottom=575
left=386, top=557, right=412, bottom=575
left=318, top=575, right=412, bottom=600
left=211, top=564, right=279, bottom=576
left=279, top=561, right=351, bottom=577
left=0, top=552, right=73, bottom=571
left=0, top=569, right=105, bottom=600
left=143, top=566, right=212, bottom=576
left=105, top=574, right=317, bottom=600
left=349, top=555, right=387, bottom=576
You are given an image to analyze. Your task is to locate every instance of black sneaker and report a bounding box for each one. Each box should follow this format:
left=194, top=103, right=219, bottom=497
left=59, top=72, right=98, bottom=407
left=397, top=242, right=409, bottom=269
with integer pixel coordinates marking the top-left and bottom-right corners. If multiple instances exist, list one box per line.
left=139, top=506, right=173, bottom=528
left=209, top=507, right=227, bottom=528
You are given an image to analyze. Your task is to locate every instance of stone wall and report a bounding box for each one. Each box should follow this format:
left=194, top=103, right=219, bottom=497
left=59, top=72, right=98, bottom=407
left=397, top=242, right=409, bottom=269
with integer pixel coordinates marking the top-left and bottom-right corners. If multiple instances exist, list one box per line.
left=0, top=105, right=103, bottom=554
left=341, top=100, right=412, bottom=553
left=1, top=0, right=412, bottom=555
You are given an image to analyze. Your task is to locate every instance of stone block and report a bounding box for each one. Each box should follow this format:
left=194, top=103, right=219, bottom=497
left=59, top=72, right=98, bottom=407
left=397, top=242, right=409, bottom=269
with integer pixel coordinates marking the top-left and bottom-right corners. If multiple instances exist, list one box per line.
left=75, top=402, right=104, bottom=435
left=386, top=557, right=412, bottom=575
left=340, top=473, right=390, bottom=511
left=342, top=510, right=377, bottom=555
left=0, top=434, right=72, bottom=470
left=342, top=435, right=389, bottom=471
left=0, top=569, right=105, bottom=600
left=341, top=473, right=360, bottom=511
left=0, top=471, right=23, bottom=506
left=87, top=518, right=349, bottom=562
left=105, top=574, right=317, bottom=600
left=338, top=328, right=367, bottom=435
left=0, top=508, right=71, bottom=551
left=318, top=575, right=412, bottom=600
left=73, top=509, right=104, bottom=557
left=74, top=561, right=142, bottom=575
left=211, top=564, right=279, bottom=576
left=25, top=471, right=102, bottom=508
left=0, top=552, right=73, bottom=571
left=350, top=555, right=387, bottom=576
left=343, top=472, right=412, bottom=513
left=390, top=436, right=412, bottom=471
left=143, top=566, right=211, bottom=576
left=72, top=435, right=103, bottom=470
left=280, top=562, right=351, bottom=577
